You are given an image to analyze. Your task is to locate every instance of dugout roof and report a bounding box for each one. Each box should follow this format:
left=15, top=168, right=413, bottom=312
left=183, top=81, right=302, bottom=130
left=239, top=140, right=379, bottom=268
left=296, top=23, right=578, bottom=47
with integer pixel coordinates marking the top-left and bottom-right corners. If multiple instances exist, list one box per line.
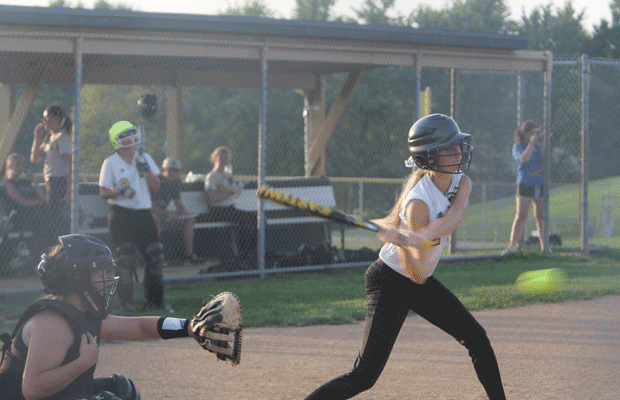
left=0, top=4, right=548, bottom=90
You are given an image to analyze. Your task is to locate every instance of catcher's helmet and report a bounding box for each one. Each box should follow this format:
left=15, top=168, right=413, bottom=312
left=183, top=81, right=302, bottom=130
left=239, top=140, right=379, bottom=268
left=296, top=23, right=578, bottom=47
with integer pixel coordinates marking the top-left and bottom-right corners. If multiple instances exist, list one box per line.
left=37, top=234, right=118, bottom=319
left=109, top=121, right=140, bottom=150
left=406, top=114, right=473, bottom=174
left=137, top=93, right=158, bottom=118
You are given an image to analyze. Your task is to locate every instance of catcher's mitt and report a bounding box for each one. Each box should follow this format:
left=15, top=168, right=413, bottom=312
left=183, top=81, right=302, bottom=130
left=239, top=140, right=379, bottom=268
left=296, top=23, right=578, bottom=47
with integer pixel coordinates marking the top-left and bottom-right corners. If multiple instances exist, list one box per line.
left=191, top=292, right=242, bottom=366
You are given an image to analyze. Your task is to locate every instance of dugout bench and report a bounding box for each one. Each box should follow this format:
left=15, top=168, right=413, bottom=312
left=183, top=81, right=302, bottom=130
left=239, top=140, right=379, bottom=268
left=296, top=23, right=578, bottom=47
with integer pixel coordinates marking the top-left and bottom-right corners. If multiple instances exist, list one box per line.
left=75, top=177, right=336, bottom=262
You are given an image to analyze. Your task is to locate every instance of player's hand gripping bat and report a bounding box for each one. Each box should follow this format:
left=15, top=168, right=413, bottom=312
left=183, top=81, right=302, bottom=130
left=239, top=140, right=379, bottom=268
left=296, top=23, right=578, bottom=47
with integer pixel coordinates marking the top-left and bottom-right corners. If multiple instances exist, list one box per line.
left=257, top=185, right=438, bottom=250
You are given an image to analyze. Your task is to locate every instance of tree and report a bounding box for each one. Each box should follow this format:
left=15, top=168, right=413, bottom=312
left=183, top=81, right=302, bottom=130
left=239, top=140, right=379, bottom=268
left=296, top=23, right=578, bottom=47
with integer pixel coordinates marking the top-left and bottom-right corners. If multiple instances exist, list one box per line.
left=352, top=0, right=402, bottom=26
left=587, top=0, right=620, bottom=58
left=224, top=0, right=275, bottom=18
left=518, top=2, right=588, bottom=53
left=293, top=0, right=335, bottom=21
left=412, top=0, right=513, bottom=34
left=92, top=1, right=133, bottom=11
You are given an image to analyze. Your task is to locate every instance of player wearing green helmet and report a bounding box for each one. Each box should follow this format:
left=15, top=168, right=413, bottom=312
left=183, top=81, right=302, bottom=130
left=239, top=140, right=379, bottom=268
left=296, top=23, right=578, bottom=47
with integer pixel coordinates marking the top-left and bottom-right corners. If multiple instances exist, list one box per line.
left=99, top=121, right=173, bottom=314
left=109, top=121, right=141, bottom=150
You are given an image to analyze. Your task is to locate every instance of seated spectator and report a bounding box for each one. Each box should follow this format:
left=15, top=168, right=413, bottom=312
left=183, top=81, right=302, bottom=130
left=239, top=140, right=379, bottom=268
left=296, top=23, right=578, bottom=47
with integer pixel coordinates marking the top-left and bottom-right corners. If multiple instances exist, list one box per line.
left=205, top=146, right=241, bottom=206
left=2, top=153, right=49, bottom=255
left=151, top=157, right=201, bottom=264
left=204, top=147, right=254, bottom=269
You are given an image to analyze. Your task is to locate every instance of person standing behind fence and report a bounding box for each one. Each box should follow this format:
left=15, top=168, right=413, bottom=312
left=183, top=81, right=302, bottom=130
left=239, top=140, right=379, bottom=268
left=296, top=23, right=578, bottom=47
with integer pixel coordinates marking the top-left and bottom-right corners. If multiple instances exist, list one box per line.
left=151, top=157, right=201, bottom=264
left=304, top=114, right=506, bottom=400
left=504, top=120, right=545, bottom=254
left=30, top=105, right=72, bottom=240
left=99, top=121, right=173, bottom=314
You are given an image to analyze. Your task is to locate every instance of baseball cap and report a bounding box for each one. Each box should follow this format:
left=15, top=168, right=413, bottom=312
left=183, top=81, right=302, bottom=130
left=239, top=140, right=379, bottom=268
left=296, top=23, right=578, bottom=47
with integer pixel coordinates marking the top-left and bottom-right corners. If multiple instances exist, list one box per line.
left=162, top=157, right=181, bottom=171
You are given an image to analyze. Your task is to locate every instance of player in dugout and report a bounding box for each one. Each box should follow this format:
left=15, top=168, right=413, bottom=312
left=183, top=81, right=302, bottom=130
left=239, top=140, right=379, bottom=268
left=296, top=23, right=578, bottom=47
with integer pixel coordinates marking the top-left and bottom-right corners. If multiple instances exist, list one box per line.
left=98, top=121, right=171, bottom=314
left=150, top=157, right=202, bottom=264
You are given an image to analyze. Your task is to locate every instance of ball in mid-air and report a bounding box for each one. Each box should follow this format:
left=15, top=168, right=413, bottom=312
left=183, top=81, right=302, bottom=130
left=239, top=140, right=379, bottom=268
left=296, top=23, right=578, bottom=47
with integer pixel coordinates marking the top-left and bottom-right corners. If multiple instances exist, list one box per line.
left=515, top=268, right=567, bottom=294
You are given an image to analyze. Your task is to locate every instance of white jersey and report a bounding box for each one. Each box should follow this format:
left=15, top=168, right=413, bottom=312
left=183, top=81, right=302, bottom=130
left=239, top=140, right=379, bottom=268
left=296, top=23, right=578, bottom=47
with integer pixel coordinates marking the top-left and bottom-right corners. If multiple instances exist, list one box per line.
left=99, top=151, right=160, bottom=210
left=379, top=173, right=462, bottom=280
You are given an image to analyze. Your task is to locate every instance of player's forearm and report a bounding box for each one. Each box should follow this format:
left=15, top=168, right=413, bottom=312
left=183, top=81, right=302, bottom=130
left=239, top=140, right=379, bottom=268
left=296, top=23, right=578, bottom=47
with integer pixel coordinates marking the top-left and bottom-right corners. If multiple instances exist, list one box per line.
left=99, top=186, right=117, bottom=200
left=422, top=211, right=465, bottom=240
left=397, top=247, right=428, bottom=284
left=146, top=170, right=161, bottom=192
left=518, top=142, right=535, bottom=163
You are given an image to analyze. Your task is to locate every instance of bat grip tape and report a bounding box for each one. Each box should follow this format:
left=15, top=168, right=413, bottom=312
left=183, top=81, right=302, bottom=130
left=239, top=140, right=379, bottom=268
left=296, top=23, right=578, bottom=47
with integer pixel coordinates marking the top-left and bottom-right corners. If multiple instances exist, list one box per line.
left=157, top=317, right=190, bottom=339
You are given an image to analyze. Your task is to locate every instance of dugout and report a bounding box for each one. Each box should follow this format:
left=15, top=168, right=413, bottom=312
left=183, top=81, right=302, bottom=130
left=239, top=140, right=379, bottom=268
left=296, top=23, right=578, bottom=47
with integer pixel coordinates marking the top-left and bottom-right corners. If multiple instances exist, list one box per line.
left=0, top=6, right=553, bottom=276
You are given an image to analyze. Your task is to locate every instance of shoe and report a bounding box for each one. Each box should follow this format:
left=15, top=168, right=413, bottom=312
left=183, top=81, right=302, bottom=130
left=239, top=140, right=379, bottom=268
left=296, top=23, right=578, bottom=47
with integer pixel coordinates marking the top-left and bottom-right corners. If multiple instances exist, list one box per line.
left=501, top=245, right=517, bottom=256
left=162, top=303, right=175, bottom=313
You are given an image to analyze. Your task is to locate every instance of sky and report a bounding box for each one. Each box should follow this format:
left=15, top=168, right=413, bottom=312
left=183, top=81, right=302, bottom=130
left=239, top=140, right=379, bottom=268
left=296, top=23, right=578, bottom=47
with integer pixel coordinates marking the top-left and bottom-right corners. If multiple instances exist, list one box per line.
left=1, top=0, right=614, bottom=32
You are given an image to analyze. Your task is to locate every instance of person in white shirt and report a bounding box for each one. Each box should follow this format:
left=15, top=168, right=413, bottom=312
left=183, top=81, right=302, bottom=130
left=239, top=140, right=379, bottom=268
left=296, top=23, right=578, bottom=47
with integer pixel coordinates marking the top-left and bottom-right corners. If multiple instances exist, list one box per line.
left=305, top=114, right=506, bottom=400
left=30, top=105, right=73, bottom=243
left=99, top=121, right=172, bottom=314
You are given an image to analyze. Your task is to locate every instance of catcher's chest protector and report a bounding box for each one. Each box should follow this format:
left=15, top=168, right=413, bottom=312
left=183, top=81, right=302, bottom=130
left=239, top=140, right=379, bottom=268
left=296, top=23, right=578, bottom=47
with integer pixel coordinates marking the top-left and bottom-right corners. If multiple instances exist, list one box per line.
left=0, top=299, right=102, bottom=399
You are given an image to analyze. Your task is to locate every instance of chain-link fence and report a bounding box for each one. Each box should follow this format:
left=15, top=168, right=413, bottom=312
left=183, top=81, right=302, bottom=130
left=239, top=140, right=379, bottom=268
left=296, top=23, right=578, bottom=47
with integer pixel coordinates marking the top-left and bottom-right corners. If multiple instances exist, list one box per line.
left=3, top=37, right=617, bottom=282
left=337, top=55, right=620, bottom=254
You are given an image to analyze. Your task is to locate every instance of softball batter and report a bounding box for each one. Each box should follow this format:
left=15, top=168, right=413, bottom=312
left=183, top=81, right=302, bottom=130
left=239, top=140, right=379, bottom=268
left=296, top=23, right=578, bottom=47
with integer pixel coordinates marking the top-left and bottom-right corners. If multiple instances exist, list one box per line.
left=305, top=114, right=506, bottom=400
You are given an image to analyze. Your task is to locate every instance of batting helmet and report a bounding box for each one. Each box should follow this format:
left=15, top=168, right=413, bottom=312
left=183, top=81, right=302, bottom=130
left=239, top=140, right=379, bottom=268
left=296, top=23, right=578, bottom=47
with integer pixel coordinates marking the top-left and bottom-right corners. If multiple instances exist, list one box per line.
left=109, top=121, right=140, bottom=150
left=137, top=94, right=158, bottom=118
left=37, top=234, right=118, bottom=319
left=406, top=114, right=473, bottom=174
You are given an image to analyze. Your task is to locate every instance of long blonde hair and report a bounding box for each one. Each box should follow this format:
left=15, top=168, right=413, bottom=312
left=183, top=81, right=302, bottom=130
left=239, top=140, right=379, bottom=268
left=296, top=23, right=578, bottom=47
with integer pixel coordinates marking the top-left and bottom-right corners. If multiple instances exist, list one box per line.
left=373, top=168, right=429, bottom=229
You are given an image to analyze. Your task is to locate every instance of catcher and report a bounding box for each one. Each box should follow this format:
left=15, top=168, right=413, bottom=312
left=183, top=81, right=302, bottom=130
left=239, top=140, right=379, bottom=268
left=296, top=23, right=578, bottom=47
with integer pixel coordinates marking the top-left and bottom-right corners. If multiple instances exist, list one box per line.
left=0, top=234, right=242, bottom=400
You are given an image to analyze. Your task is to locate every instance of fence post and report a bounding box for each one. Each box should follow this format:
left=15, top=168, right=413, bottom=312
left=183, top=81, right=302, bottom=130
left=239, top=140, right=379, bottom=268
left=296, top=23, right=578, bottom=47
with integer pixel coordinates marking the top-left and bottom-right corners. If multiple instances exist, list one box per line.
left=580, top=54, right=590, bottom=255
left=542, top=51, right=553, bottom=253
left=71, top=35, right=83, bottom=234
left=449, top=68, right=460, bottom=254
left=257, top=45, right=268, bottom=279
left=358, top=181, right=364, bottom=219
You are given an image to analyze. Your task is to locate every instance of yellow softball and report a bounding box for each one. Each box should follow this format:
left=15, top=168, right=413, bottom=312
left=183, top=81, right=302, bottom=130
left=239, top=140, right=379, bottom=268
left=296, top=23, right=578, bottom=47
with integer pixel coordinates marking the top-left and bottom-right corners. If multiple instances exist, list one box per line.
left=515, top=268, right=567, bottom=294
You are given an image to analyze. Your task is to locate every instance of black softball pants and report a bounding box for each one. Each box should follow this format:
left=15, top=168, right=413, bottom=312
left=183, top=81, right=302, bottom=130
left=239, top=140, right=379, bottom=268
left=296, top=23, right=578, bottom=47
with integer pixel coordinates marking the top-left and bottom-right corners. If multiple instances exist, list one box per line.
left=108, top=205, right=164, bottom=308
left=304, top=259, right=506, bottom=400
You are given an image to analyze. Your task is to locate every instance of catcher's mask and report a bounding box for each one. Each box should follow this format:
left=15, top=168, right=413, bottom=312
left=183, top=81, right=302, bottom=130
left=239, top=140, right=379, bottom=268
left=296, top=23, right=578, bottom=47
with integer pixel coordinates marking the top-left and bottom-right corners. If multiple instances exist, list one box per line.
left=37, top=234, right=119, bottom=320
left=406, top=113, right=473, bottom=174
left=109, top=121, right=140, bottom=150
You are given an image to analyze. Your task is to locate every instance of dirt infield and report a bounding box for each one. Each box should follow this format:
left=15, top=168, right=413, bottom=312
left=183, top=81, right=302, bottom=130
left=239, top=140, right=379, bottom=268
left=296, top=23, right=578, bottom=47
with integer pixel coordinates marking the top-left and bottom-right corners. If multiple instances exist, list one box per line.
left=97, top=295, right=620, bottom=399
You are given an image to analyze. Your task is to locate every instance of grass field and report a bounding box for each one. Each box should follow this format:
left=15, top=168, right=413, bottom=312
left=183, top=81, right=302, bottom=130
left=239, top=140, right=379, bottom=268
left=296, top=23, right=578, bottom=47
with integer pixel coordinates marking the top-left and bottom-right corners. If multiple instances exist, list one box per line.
left=461, top=176, right=620, bottom=242
left=1, top=249, right=618, bottom=334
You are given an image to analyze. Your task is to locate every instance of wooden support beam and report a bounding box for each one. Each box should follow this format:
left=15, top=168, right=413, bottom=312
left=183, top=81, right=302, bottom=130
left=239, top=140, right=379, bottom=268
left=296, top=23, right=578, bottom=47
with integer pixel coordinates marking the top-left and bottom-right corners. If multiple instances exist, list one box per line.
left=0, top=84, right=39, bottom=177
left=165, top=85, right=183, bottom=162
left=300, top=74, right=325, bottom=177
left=0, top=83, right=15, bottom=136
left=308, top=68, right=362, bottom=176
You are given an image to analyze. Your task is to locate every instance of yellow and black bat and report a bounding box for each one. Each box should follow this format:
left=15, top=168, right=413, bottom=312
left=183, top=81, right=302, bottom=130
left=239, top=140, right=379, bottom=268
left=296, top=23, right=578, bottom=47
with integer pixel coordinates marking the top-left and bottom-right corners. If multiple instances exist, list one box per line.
left=257, top=185, right=437, bottom=249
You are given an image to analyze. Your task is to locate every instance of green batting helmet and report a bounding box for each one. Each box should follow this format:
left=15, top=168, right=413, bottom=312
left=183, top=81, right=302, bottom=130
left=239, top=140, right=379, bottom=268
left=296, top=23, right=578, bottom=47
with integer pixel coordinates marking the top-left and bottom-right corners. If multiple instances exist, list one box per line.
left=109, top=121, right=139, bottom=150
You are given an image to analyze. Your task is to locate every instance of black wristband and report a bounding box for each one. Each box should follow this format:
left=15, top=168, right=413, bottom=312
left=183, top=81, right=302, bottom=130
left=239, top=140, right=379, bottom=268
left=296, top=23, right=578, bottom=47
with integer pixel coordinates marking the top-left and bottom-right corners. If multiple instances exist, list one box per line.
left=157, top=317, right=190, bottom=339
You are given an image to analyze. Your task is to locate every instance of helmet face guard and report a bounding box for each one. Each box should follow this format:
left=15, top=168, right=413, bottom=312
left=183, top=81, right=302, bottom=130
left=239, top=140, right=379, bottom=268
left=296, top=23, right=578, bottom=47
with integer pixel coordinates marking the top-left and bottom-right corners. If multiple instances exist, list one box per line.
left=406, top=137, right=473, bottom=174
left=109, top=121, right=140, bottom=150
left=113, top=128, right=140, bottom=149
left=77, top=268, right=118, bottom=320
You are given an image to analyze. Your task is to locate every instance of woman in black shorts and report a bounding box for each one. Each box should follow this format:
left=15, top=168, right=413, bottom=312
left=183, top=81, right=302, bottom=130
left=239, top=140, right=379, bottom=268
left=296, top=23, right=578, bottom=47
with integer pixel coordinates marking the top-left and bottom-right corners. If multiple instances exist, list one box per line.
left=506, top=120, right=544, bottom=253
